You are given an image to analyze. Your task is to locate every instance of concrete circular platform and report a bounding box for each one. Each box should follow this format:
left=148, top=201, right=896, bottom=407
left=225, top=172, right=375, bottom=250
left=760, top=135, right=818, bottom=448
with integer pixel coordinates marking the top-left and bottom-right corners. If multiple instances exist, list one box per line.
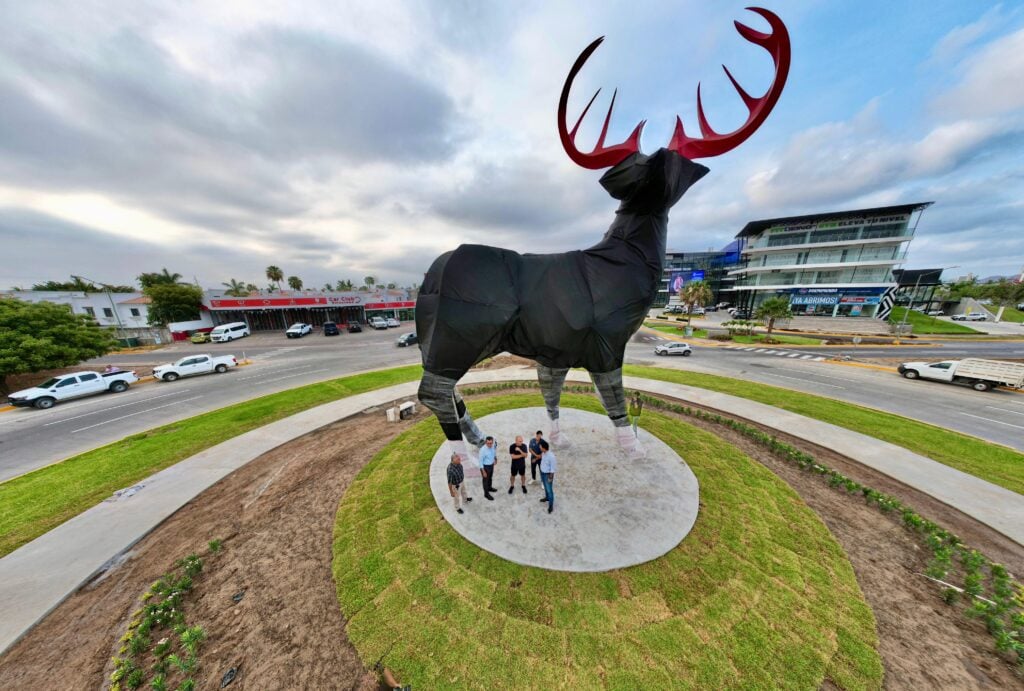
left=428, top=407, right=700, bottom=572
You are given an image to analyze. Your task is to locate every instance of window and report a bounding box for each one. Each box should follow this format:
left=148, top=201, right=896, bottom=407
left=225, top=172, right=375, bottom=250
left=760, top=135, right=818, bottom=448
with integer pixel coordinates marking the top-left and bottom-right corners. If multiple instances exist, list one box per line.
left=103, top=307, right=113, bottom=318
left=55, top=378, right=78, bottom=388
left=767, top=232, right=806, bottom=247
left=130, top=308, right=141, bottom=317
left=929, top=362, right=952, bottom=370
left=83, top=307, right=95, bottom=317
left=79, top=373, right=98, bottom=382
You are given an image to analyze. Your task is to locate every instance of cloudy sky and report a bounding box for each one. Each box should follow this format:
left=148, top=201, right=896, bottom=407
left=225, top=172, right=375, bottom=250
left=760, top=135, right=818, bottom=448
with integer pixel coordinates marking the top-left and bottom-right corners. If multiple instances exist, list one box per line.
left=2, top=0, right=1023, bottom=290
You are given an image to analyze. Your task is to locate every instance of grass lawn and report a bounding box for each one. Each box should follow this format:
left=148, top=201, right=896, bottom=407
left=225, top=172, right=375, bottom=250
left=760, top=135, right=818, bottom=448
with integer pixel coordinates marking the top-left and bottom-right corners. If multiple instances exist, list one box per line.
left=623, top=365, right=1024, bottom=496
left=643, top=322, right=708, bottom=339
left=333, top=393, right=882, bottom=690
left=731, top=333, right=824, bottom=345
left=996, top=305, right=1024, bottom=323
left=888, top=307, right=981, bottom=334
left=0, top=365, right=422, bottom=557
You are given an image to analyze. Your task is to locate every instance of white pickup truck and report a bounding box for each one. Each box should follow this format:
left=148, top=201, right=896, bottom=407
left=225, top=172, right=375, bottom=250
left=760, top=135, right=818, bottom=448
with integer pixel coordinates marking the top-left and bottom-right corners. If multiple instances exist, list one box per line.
left=152, top=354, right=238, bottom=382
left=897, top=358, right=1024, bottom=392
left=7, top=370, right=139, bottom=409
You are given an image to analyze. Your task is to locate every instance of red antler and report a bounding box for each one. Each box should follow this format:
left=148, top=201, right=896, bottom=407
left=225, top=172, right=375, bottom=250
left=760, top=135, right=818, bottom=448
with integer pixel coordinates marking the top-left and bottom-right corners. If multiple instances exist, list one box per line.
left=558, top=7, right=790, bottom=169
left=669, top=7, right=790, bottom=158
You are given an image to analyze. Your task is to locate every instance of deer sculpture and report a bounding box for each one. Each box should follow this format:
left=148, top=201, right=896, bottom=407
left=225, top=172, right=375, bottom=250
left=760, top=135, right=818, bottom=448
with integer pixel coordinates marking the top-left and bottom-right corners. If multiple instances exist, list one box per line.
left=417, top=8, right=790, bottom=462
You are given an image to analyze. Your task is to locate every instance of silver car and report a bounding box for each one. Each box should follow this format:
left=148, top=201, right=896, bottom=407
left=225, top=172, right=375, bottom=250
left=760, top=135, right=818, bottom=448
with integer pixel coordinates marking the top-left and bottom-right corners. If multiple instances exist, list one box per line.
left=654, top=342, right=692, bottom=356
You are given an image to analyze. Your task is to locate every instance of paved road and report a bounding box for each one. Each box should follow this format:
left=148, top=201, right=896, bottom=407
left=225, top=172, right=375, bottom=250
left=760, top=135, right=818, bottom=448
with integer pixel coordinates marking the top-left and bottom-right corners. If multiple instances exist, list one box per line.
left=3, top=326, right=1023, bottom=481
left=626, top=333, right=1024, bottom=453
left=0, top=327, right=420, bottom=481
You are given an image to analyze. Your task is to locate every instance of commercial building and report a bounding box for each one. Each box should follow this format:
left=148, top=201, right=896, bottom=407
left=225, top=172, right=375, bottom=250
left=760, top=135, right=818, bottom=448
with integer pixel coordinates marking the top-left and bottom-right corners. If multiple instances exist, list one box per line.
left=205, top=288, right=415, bottom=331
left=658, top=241, right=742, bottom=307
left=726, top=202, right=933, bottom=319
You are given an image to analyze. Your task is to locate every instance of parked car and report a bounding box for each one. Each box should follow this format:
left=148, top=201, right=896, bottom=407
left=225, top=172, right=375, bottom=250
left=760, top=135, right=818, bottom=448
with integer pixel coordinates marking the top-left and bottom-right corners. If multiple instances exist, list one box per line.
left=323, top=321, right=340, bottom=336
left=898, top=358, right=1024, bottom=392
left=396, top=332, right=418, bottom=347
left=286, top=323, right=313, bottom=338
left=153, top=354, right=237, bottom=382
left=347, top=322, right=363, bottom=333
left=386, top=317, right=400, bottom=328
left=704, top=305, right=719, bottom=312
left=7, top=370, right=139, bottom=409
left=664, top=306, right=684, bottom=315
left=210, top=322, right=250, bottom=342
left=731, top=309, right=752, bottom=320
left=926, top=310, right=943, bottom=316
left=370, top=317, right=388, bottom=330
left=654, top=342, right=692, bottom=357
left=190, top=330, right=211, bottom=344
left=952, top=312, right=988, bottom=321
left=691, top=307, right=706, bottom=316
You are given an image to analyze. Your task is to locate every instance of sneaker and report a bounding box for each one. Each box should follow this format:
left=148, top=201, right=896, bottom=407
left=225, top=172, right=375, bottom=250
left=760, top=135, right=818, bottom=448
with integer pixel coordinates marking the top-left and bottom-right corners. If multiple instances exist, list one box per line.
left=508, top=486, right=514, bottom=495
left=457, top=508, right=464, bottom=514
left=522, top=486, right=527, bottom=494
left=539, top=497, right=548, bottom=503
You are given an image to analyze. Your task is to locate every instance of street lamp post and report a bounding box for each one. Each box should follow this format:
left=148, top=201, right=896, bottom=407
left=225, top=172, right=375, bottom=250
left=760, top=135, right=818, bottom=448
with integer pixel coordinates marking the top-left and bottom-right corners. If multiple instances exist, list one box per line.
left=71, top=274, right=126, bottom=342
left=898, top=265, right=958, bottom=335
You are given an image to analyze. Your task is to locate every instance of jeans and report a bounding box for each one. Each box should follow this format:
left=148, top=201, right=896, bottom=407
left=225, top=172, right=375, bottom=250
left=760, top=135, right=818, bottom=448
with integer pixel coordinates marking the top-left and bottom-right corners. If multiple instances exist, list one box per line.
left=530, top=457, right=541, bottom=480
left=631, top=416, right=639, bottom=437
left=540, top=471, right=554, bottom=509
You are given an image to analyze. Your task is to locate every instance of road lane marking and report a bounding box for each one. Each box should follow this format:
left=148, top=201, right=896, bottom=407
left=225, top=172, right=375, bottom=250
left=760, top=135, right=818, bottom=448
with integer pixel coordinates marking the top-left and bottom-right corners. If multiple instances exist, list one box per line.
left=960, top=412, right=1024, bottom=430
left=248, top=368, right=330, bottom=385
left=43, top=390, right=191, bottom=426
left=758, top=372, right=844, bottom=389
left=773, top=368, right=863, bottom=383
left=985, top=406, right=1024, bottom=417
left=71, top=396, right=204, bottom=433
left=237, top=364, right=316, bottom=381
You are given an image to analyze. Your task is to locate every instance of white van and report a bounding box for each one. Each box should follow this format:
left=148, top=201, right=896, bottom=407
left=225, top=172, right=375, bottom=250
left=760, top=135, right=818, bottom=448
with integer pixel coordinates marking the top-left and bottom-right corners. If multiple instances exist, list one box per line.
left=210, top=322, right=250, bottom=342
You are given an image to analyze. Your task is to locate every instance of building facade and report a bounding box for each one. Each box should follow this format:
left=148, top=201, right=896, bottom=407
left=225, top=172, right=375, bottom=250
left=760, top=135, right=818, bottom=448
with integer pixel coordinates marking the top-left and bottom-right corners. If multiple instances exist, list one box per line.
left=726, top=202, right=933, bottom=319
left=0, top=290, right=153, bottom=329
left=658, top=241, right=743, bottom=307
left=205, top=288, right=415, bottom=331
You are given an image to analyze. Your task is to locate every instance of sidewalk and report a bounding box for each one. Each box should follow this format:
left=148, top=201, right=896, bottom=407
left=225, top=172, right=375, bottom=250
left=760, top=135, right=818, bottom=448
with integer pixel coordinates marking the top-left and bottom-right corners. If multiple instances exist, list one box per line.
left=2, top=366, right=1022, bottom=655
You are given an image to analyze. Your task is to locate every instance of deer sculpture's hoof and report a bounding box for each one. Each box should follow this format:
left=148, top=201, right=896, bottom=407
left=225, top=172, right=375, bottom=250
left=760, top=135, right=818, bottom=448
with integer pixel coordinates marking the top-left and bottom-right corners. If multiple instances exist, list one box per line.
left=448, top=439, right=478, bottom=466
left=549, top=420, right=572, bottom=448
left=615, top=426, right=647, bottom=459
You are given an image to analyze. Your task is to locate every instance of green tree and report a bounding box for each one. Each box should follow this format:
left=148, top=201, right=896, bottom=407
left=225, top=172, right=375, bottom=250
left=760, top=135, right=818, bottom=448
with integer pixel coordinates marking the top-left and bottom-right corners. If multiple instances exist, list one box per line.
left=679, top=280, right=713, bottom=323
left=266, top=266, right=284, bottom=291
left=0, top=298, right=117, bottom=394
left=137, top=268, right=183, bottom=289
left=363, top=276, right=376, bottom=288
left=322, top=283, right=333, bottom=292
left=245, top=283, right=259, bottom=293
left=144, top=284, right=203, bottom=326
left=31, top=277, right=134, bottom=292
left=287, top=276, right=303, bottom=291
left=221, top=279, right=249, bottom=297
left=982, top=279, right=1024, bottom=322
left=754, top=296, right=793, bottom=342
left=386, top=282, right=397, bottom=289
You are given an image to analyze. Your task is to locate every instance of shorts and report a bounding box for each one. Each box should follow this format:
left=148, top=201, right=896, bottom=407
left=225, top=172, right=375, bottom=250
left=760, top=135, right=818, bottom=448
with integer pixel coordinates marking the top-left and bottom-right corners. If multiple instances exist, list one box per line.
left=510, top=458, right=526, bottom=476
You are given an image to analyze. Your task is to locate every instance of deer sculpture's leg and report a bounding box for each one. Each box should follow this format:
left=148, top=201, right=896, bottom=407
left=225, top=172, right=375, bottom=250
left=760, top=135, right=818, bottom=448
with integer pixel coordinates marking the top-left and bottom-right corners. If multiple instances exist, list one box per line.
left=453, top=388, right=486, bottom=447
left=418, top=371, right=483, bottom=463
left=537, top=365, right=572, bottom=447
left=590, top=368, right=645, bottom=459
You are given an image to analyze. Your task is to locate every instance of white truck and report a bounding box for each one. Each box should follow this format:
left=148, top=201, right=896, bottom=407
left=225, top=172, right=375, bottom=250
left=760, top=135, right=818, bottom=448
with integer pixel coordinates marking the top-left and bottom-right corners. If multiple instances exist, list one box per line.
left=897, top=358, right=1024, bottom=392
left=152, top=354, right=238, bottom=382
left=7, top=370, right=140, bottom=409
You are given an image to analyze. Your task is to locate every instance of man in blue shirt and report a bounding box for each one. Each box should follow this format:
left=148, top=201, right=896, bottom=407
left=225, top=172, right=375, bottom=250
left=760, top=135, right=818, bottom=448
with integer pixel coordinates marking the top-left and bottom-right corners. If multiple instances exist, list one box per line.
left=538, top=439, right=557, bottom=514
left=479, top=436, right=497, bottom=500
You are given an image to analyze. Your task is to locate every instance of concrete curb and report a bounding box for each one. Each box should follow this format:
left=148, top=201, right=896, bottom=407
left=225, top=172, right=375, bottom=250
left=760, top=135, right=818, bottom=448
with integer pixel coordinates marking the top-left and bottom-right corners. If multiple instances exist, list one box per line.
left=2, top=366, right=1022, bottom=656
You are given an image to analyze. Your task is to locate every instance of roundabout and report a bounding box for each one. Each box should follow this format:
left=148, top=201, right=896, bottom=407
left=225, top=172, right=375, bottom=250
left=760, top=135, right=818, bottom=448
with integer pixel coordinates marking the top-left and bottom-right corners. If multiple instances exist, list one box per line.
left=427, top=407, right=700, bottom=572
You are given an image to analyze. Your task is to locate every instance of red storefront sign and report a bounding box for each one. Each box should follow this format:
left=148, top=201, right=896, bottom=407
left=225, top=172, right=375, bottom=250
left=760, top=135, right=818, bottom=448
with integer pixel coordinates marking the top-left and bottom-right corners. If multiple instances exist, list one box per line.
left=364, top=301, right=416, bottom=310
left=209, top=296, right=365, bottom=309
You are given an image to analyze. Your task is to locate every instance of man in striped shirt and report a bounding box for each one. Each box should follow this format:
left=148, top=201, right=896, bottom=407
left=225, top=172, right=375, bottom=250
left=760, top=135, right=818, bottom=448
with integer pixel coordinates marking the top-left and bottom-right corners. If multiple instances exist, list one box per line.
left=446, top=453, right=473, bottom=514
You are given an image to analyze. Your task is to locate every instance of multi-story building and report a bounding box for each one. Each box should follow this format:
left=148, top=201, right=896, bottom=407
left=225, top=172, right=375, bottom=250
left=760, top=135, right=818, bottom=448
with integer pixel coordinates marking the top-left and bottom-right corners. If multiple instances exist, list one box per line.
left=658, top=241, right=743, bottom=307
left=726, top=202, right=933, bottom=319
left=0, top=290, right=153, bottom=329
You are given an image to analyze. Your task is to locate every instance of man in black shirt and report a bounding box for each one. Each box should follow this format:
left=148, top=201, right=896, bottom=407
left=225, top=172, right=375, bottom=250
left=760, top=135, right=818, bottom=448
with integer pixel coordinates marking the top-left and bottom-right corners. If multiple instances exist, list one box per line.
left=528, top=430, right=544, bottom=485
left=508, top=435, right=529, bottom=494
left=446, top=453, right=472, bottom=514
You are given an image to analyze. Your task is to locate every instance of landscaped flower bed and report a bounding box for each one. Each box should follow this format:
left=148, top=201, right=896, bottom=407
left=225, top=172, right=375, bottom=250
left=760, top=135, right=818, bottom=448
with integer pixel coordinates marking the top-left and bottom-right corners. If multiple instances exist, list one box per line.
left=333, top=393, right=882, bottom=689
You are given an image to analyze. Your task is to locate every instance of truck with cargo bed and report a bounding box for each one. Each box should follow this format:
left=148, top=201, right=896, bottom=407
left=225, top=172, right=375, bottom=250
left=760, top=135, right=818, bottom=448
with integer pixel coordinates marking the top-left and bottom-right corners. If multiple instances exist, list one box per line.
left=152, top=354, right=237, bottom=382
left=897, top=358, right=1024, bottom=392
left=7, top=370, right=140, bottom=409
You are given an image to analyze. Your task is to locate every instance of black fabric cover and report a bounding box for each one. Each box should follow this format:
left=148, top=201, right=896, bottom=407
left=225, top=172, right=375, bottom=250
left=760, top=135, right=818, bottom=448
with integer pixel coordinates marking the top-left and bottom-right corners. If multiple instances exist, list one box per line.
left=417, top=148, right=709, bottom=379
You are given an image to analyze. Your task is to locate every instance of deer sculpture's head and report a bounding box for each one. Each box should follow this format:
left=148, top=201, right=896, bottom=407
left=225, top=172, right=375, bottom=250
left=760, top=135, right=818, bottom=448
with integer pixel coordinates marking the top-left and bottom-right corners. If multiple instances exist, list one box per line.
left=558, top=6, right=791, bottom=171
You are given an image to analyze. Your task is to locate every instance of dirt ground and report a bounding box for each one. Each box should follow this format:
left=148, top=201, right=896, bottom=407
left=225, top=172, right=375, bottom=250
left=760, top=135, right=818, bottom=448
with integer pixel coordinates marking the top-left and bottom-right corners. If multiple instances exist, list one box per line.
left=0, top=388, right=1021, bottom=689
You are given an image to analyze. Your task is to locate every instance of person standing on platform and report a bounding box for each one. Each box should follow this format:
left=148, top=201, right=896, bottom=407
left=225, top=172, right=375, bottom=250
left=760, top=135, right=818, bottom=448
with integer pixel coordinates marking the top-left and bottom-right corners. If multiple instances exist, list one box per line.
left=629, top=393, right=644, bottom=437
left=508, top=435, right=529, bottom=494
left=538, top=440, right=557, bottom=514
left=446, top=453, right=472, bottom=514
left=528, top=430, right=544, bottom=485
left=479, top=436, right=497, bottom=500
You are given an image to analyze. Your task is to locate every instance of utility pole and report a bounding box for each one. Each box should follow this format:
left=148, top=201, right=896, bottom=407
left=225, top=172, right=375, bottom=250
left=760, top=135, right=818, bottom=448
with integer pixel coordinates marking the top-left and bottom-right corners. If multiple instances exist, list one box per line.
left=72, top=274, right=126, bottom=343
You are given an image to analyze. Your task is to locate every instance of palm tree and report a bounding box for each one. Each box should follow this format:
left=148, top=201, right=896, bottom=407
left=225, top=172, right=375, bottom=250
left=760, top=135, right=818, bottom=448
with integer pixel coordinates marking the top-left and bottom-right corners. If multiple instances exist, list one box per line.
left=363, top=276, right=376, bottom=289
left=222, top=279, right=248, bottom=297
left=754, top=296, right=793, bottom=342
left=266, top=266, right=284, bottom=291
left=245, top=283, right=258, bottom=293
left=287, top=276, right=303, bottom=291
left=322, top=282, right=333, bottom=292
left=679, top=280, right=713, bottom=324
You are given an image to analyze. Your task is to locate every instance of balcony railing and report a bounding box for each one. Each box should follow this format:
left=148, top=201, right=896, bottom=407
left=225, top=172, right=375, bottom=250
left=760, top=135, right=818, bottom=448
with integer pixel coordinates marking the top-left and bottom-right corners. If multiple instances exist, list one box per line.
left=745, top=225, right=911, bottom=250
left=751, top=249, right=908, bottom=269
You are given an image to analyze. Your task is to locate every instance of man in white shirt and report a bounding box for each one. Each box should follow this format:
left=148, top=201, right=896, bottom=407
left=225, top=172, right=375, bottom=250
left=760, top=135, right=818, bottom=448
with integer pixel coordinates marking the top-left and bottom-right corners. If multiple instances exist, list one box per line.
left=538, top=439, right=557, bottom=514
